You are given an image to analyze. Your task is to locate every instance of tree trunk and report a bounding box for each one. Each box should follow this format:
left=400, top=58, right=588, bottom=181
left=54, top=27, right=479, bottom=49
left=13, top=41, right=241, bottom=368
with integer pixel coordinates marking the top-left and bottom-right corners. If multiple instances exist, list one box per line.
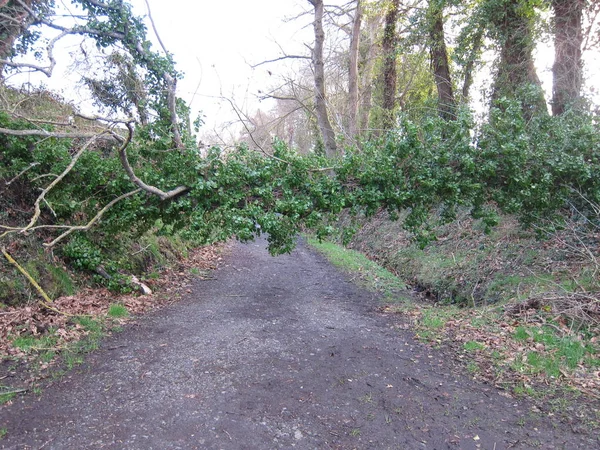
left=460, top=27, right=483, bottom=103
left=0, top=0, right=37, bottom=75
left=551, top=0, right=584, bottom=116
left=382, top=0, right=400, bottom=130
left=491, top=0, right=546, bottom=115
left=347, top=0, right=362, bottom=141
left=358, top=17, right=380, bottom=135
left=428, top=1, right=455, bottom=121
left=308, top=0, right=338, bottom=158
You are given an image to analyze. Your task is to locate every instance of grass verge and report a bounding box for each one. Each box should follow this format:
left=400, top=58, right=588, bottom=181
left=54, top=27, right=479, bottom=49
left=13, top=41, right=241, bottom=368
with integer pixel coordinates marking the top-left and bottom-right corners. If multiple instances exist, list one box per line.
left=306, top=236, right=407, bottom=301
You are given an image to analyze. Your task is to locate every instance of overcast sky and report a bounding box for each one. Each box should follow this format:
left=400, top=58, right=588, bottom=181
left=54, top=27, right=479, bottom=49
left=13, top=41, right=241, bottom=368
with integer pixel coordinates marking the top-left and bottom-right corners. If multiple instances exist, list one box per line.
left=129, top=0, right=319, bottom=139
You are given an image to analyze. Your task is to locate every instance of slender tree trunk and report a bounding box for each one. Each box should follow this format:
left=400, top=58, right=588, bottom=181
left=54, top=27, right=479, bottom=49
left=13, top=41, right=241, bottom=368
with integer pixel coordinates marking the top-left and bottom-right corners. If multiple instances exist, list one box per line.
left=551, top=0, right=584, bottom=115
left=460, top=27, right=483, bottom=103
left=308, top=0, right=338, bottom=158
left=347, top=0, right=362, bottom=141
left=491, top=0, right=546, bottom=115
left=382, top=0, right=400, bottom=130
left=428, top=1, right=455, bottom=121
left=358, top=17, right=379, bottom=135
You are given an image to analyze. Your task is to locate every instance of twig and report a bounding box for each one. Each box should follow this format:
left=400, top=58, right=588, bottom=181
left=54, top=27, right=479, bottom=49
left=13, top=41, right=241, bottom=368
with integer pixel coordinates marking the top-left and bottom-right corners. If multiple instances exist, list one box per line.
left=250, top=54, right=311, bottom=69
left=0, top=387, right=28, bottom=395
left=44, top=188, right=142, bottom=247
left=5, top=162, right=39, bottom=185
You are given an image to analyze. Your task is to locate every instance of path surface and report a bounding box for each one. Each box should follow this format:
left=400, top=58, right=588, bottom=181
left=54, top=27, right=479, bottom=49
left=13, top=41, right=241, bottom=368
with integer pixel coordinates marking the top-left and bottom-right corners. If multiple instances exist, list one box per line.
left=0, top=239, right=596, bottom=449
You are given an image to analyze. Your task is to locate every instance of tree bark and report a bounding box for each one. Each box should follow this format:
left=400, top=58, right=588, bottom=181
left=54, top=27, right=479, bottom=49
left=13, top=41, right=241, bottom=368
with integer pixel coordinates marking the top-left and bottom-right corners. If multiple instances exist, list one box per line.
left=358, top=16, right=379, bottom=135
left=0, top=0, right=37, bottom=75
left=491, top=0, right=546, bottom=115
left=308, top=0, right=338, bottom=158
left=428, top=1, right=455, bottom=121
left=347, top=0, right=362, bottom=140
left=551, top=0, right=584, bottom=116
left=460, top=27, right=483, bottom=103
left=382, top=0, right=400, bottom=130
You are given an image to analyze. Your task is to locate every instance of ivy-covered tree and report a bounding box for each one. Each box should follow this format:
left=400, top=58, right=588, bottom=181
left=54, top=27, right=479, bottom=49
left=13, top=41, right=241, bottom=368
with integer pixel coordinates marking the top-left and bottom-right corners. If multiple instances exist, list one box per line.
left=485, top=0, right=547, bottom=115
left=381, top=0, right=400, bottom=130
left=551, top=0, right=584, bottom=115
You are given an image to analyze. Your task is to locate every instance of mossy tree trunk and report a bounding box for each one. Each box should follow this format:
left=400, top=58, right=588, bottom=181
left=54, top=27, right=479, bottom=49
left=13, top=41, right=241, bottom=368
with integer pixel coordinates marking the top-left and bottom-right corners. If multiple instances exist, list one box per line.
left=382, top=0, right=400, bottom=130
left=551, top=0, right=584, bottom=116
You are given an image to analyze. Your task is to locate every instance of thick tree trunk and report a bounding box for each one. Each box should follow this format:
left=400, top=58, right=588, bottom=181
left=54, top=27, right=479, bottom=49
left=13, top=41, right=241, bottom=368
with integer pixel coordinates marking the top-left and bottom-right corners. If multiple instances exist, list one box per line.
left=491, top=0, right=546, bottom=115
left=308, top=0, right=338, bottom=158
left=347, top=0, right=362, bottom=141
left=551, top=0, right=584, bottom=116
left=382, top=0, right=400, bottom=130
left=428, top=1, right=455, bottom=121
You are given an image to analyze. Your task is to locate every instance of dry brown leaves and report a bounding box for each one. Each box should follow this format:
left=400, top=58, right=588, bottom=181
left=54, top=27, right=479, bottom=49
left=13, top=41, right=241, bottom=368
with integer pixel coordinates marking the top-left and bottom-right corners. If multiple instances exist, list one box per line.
left=0, top=241, right=230, bottom=359
left=402, top=304, right=600, bottom=398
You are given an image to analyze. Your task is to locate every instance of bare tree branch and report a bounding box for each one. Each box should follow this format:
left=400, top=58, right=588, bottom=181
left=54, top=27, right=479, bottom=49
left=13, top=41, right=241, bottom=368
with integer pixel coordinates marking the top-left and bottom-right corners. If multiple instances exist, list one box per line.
left=143, top=0, right=169, bottom=56
left=250, top=54, right=311, bottom=69
left=4, top=162, right=39, bottom=186
left=116, top=124, right=190, bottom=200
left=44, top=188, right=142, bottom=247
left=0, top=126, right=118, bottom=140
left=0, top=29, right=69, bottom=77
left=13, top=133, right=105, bottom=236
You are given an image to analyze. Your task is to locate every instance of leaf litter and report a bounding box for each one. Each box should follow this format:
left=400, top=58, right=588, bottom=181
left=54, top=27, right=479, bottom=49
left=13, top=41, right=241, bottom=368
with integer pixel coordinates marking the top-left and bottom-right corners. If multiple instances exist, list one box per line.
left=0, top=242, right=229, bottom=384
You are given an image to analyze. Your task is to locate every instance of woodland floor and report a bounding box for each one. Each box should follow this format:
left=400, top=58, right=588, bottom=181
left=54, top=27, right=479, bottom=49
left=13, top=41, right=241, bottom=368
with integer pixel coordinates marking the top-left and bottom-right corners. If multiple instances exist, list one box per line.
left=0, top=237, right=598, bottom=449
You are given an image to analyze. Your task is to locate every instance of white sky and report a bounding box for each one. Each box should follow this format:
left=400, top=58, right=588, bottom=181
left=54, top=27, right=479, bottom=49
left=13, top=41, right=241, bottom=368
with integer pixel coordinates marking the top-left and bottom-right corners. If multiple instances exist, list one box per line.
left=129, top=0, right=317, bottom=140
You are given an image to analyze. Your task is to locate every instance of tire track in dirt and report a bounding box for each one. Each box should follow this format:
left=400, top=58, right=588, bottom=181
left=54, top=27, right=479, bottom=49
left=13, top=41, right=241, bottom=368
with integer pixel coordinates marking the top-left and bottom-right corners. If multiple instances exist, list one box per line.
left=0, top=238, right=596, bottom=449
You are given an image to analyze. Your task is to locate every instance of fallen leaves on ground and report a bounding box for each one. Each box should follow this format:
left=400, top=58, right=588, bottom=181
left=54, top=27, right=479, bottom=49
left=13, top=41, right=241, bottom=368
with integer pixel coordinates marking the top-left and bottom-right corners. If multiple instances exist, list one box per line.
left=0, top=241, right=229, bottom=364
left=381, top=301, right=599, bottom=398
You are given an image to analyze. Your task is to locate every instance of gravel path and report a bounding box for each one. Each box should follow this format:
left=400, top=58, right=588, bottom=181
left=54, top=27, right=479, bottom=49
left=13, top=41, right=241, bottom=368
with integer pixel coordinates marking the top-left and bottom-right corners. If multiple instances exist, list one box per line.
left=1, top=238, right=596, bottom=449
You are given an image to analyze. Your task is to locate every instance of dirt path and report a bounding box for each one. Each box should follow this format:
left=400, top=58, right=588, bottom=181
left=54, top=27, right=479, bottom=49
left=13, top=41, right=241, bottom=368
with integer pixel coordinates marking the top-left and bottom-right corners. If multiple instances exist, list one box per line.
left=1, top=238, right=596, bottom=449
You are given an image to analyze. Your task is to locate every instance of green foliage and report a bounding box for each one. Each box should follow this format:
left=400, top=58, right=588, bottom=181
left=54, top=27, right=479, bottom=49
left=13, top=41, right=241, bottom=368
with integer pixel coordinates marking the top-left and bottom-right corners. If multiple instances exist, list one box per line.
left=11, top=334, right=58, bottom=352
left=3, top=100, right=600, bottom=293
left=0, top=392, right=16, bottom=405
left=511, top=324, right=600, bottom=378
left=61, top=236, right=102, bottom=272
left=464, top=341, right=486, bottom=352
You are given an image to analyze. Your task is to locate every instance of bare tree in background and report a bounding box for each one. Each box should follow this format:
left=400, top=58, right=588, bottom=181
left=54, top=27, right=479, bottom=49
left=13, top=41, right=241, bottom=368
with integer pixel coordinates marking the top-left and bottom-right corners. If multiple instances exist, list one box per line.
left=308, top=0, right=338, bottom=158
left=347, top=0, right=363, bottom=140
